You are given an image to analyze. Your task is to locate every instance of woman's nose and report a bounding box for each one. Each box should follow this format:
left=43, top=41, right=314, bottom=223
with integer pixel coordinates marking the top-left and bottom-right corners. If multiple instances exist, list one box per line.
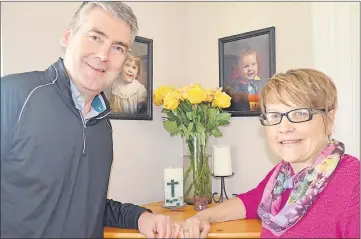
left=278, top=116, right=295, bottom=134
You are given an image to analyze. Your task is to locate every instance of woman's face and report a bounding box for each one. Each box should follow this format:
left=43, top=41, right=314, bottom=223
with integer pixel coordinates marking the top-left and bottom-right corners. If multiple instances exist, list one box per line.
left=264, top=103, right=335, bottom=171
left=121, top=58, right=138, bottom=83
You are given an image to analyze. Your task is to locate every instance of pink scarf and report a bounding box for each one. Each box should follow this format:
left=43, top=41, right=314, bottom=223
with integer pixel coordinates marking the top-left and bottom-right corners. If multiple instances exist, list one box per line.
left=257, top=139, right=345, bottom=236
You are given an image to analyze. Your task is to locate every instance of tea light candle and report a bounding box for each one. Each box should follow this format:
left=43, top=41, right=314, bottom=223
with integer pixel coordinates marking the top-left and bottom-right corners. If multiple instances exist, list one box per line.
left=164, top=168, right=184, bottom=207
left=212, top=145, right=232, bottom=176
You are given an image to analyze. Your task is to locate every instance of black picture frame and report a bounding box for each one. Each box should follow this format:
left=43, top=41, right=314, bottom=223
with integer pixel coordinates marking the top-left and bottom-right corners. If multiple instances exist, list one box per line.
left=219, top=27, right=276, bottom=117
left=106, top=36, right=153, bottom=120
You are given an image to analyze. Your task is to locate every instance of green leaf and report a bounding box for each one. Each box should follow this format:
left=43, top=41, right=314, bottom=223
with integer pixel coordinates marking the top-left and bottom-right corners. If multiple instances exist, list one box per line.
left=163, top=120, right=178, bottom=133
left=218, top=120, right=230, bottom=126
left=207, top=108, right=217, bottom=122
left=170, top=127, right=182, bottom=136
left=206, top=122, right=217, bottom=133
left=166, top=111, right=178, bottom=121
left=197, top=106, right=205, bottom=120
left=180, top=101, right=193, bottom=112
left=216, top=112, right=231, bottom=122
left=186, top=112, right=193, bottom=121
left=161, top=108, right=171, bottom=113
left=211, top=127, right=223, bottom=137
left=200, top=103, right=208, bottom=111
left=196, top=123, right=205, bottom=134
left=178, top=108, right=190, bottom=126
left=188, top=122, right=194, bottom=132
left=181, top=124, right=191, bottom=140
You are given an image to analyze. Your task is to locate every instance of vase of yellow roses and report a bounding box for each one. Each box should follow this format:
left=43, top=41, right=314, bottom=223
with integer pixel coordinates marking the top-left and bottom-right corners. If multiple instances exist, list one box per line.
left=153, top=84, right=232, bottom=209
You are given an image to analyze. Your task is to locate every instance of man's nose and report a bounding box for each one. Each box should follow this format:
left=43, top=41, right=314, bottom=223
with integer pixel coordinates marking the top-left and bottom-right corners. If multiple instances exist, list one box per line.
left=96, top=45, right=111, bottom=61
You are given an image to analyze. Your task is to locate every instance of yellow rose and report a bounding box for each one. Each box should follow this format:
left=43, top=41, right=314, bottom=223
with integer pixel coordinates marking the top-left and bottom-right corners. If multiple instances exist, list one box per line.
left=212, top=89, right=231, bottom=108
left=187, top=85, right=207, bottom=104
left=153, top=86, right=173, bottom=106
left=163, top=90, right=181, bottom=110
left=177, top=86, right=190, bottom=101
left=204, top=89, right=214, bottom=102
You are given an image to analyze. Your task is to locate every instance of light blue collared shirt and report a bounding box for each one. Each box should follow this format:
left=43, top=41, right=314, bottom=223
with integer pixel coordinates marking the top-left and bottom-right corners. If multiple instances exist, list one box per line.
left=70, top=80, right=106, bottom=120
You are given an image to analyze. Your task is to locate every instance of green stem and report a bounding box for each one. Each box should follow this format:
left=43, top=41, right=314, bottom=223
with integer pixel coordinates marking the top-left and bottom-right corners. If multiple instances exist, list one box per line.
left=184, top=134, right=211, bottom=198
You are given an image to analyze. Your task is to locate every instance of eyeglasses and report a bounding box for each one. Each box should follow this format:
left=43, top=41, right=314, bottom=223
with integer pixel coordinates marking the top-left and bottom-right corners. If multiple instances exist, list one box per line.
left=259, top=108, right=326, bottom=126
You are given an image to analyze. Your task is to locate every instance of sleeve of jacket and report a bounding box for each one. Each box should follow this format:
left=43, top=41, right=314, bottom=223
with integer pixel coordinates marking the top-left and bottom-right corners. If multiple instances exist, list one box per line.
left=103, top=199, right=153, bottom=229
left=1, top=75, right=23, bottom=163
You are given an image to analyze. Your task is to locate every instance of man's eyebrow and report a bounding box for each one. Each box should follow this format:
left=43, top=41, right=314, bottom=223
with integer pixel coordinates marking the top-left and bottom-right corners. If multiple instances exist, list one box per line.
left=89, top=28, right=129, bottom=48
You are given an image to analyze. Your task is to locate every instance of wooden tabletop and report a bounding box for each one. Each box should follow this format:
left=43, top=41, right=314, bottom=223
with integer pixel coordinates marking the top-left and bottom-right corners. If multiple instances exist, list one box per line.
left=104, top=201, right=262, bottom=238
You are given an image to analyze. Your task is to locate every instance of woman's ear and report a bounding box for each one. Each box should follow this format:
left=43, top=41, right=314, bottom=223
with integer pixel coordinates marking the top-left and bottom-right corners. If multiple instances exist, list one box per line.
left=326, top=109, right=336, bottom=136
left=328, top=109, right=336, bottom=121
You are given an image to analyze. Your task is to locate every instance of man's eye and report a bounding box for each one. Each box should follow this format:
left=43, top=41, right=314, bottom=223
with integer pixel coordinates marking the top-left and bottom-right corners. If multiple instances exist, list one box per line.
left=90, top=35, right=100, bottom=42
left=114, top=45, right=126, bottom=54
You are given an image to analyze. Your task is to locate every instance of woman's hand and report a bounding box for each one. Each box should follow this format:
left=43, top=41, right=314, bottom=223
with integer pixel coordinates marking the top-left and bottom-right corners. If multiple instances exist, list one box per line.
left=179, top=216, right=211, bottom=238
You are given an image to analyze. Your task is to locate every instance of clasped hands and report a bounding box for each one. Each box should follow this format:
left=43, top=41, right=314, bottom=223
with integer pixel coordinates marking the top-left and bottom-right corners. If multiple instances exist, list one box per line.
left=138, top=212, right=210, bottom=238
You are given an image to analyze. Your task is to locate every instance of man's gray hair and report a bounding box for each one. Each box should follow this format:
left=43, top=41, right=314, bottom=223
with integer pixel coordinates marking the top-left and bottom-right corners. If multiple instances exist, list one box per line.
left=69, top=1, right=138, bottom=43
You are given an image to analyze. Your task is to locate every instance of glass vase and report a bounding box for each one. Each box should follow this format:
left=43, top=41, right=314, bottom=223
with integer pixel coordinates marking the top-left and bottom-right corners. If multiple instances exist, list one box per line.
left=183, top=133, right=212, bottom=209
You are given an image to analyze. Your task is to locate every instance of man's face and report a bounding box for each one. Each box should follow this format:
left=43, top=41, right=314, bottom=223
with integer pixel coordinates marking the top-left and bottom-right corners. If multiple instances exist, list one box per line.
left=240, top=53, right=258, bottom=80
left=62, top=7, right=133, bottom=96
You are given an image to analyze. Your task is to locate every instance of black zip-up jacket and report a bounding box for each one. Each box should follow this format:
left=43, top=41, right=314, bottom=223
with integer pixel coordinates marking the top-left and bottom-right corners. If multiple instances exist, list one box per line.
left=1, top=58, right=150, bottom=238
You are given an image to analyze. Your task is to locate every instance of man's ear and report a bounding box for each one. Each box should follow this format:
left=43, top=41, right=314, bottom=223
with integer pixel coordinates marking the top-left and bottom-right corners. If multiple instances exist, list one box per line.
left=60, top=28, right=72, bottom=48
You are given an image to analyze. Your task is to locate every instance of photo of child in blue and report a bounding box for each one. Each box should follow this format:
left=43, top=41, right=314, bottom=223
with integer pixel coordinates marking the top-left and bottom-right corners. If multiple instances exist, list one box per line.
left=226, top=47, right=267, bottom=112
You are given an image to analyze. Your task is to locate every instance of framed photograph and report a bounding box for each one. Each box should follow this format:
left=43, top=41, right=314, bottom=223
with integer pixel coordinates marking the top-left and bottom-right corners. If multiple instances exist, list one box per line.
left=105, top=36, right=153, bottom=120
left=219, top=27, right=276, bottom=117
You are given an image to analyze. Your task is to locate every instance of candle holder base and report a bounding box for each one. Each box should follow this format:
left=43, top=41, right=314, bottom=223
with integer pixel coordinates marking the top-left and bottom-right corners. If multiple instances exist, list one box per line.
left=193, top=196, right=209, bottom=211
left=212, top=173, right=235, bottom=203
left=161, top=202, right=188, bottom=210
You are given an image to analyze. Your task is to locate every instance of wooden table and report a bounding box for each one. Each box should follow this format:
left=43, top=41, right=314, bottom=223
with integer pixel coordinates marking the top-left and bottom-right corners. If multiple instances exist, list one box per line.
left=104, top=201, right=262, bottom=238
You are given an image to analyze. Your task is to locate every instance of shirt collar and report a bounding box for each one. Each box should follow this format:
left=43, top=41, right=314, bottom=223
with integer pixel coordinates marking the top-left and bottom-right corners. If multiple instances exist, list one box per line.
left=69, top=80, right=106, bottom=120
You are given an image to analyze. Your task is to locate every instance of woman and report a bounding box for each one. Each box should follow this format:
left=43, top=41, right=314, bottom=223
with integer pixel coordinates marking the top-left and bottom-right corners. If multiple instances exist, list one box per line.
left=179, top=69, right=360, bottom=238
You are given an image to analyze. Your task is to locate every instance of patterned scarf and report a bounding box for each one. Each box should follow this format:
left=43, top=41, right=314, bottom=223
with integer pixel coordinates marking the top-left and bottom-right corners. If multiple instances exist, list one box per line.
left=257, top=139, right=345, bottom=236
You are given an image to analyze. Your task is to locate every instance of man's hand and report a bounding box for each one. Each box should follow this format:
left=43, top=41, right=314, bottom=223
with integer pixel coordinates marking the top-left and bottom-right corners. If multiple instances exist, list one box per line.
left=179, top=216, right=211, bottom=238
left=138, top=212, right=181, bottom=238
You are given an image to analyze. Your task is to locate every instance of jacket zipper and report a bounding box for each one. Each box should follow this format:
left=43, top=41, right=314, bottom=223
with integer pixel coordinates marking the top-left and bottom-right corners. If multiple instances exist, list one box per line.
left=78, top=110, right=87, bottom=154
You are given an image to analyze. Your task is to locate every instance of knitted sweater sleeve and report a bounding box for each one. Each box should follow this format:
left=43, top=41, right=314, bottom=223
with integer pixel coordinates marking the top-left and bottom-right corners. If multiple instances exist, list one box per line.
left=236, top=166, right=277, bottom=219
left=337, top=182, right=360, bottom=238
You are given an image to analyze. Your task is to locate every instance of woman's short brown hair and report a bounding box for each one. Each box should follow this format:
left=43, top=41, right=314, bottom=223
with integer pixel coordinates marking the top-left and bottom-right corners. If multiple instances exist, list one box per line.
left=261, top=68, right=338, bottom=113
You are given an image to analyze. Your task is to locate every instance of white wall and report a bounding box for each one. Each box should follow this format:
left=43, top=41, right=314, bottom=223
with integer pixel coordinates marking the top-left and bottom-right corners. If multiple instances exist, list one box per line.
left=107, top=2, right=186, bottom=205
left=185, top=2, right=315, bottom=195
left=1, top=2, right=359, bottom=205
left=312, top=2, right=360, bottom=160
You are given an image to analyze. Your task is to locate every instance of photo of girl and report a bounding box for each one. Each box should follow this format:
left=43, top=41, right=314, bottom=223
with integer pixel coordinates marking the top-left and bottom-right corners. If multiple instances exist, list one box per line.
left=105, top=36, right=153, bottom=120
left=110, top=54, right=147, bottom=114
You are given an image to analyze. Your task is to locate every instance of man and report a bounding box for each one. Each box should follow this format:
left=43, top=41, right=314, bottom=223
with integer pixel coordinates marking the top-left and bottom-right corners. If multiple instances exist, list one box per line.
left=1, top=2, right=179, bottom=238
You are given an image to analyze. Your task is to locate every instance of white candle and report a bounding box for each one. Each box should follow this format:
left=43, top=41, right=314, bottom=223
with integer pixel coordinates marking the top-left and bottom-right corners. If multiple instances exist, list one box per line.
left=164, top=168, right=184, bottom=207
left=212, top=145, right=232, bottom=176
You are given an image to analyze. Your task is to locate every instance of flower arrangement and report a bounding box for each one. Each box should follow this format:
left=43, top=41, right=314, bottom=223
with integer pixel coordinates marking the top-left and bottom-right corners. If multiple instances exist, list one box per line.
left=153, top=84, right=232, bottom=203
